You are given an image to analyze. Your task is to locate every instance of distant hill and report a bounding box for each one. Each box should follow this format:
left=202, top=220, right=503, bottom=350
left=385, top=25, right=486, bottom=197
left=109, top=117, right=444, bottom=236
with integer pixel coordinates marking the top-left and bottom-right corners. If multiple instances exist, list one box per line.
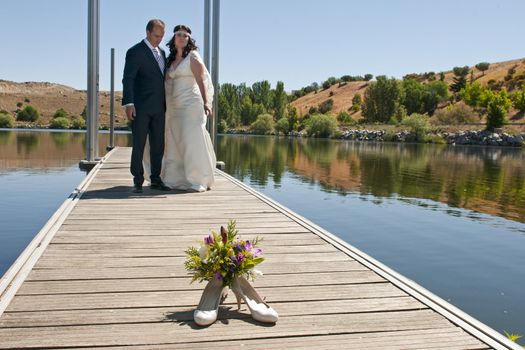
left=290, top=58, right=525, bottom=119
left=0, top=80, right=125, bottom=127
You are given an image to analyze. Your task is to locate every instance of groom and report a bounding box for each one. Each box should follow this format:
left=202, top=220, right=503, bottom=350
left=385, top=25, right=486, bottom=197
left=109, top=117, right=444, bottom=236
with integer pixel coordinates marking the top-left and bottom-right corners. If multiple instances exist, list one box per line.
left=122, top=19, right=170, bottom=193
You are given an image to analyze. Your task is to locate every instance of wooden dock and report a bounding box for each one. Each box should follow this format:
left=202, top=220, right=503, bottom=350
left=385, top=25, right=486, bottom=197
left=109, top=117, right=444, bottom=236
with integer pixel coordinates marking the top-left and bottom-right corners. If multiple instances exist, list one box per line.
left=0, top=147, right=520, bottom=349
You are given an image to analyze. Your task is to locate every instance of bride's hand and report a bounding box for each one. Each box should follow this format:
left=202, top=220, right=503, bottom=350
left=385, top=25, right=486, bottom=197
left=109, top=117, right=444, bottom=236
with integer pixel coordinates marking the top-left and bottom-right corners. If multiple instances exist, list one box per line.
left=204, top=105, right=212, bottom=118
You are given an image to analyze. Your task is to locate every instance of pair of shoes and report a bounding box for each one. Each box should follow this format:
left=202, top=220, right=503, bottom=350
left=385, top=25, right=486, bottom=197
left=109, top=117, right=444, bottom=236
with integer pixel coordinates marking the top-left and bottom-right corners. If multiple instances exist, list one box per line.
left=150, top=180, right=171, bottom=191
left=232, top=276, right=278, bottom=323
left=132, top=184, right=143, bottom=193
left=193, top=278, right=228, bottom=326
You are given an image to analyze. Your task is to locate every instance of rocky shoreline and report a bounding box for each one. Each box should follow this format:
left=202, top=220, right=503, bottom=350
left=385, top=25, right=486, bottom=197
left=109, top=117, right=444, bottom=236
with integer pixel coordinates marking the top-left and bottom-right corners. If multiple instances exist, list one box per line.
left=224, top=128, right=525, bottom=147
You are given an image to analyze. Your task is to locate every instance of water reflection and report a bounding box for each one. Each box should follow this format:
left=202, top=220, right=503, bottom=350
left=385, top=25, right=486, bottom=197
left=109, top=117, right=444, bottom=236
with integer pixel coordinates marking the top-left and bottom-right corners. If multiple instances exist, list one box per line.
left=217, top=136, right=525, bottom=223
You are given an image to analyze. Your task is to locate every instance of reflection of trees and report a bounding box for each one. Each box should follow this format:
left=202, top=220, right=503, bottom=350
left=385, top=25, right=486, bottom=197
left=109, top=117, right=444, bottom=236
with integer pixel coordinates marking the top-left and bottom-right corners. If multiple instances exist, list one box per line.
left=218, top=135, right=525, bottom=223
left=16, top=133, right=39, bottom=155
left=51, top=132, right=72, bottom=150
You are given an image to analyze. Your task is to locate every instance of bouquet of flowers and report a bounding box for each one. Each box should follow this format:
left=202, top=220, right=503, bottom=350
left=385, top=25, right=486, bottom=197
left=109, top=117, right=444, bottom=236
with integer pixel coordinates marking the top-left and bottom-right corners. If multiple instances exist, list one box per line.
left=184, top=220, right=265, bottom=288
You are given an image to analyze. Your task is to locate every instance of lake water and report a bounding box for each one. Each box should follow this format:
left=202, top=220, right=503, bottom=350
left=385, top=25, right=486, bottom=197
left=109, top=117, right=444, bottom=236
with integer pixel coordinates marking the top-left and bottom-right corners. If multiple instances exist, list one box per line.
left=1, top=129, right=524, bottom=343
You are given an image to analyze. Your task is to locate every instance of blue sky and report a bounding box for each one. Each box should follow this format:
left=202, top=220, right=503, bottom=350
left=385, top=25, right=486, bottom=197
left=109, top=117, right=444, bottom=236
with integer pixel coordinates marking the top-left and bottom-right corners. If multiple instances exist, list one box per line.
left=1, top=0, right=524, bottom=92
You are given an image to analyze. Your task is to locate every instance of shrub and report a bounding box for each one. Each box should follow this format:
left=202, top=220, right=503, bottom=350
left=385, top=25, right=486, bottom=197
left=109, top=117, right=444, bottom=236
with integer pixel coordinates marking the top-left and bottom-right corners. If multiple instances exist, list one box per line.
left=16, top=105, right=40, bottom=122
left=459, top=82, right=484, bottom=107
left=318, top=99, right=334, bottom=114
left=49, top=117, right=70, bottom=129
left=362, top=76, right=403, bottom=122
left=275, top=117, right=290, bottom=135
left=250, top=114, right=274, bottom=135
left=432, top=104, right=478, bottom=125
left=305, top=114, right=338, bottom=138
left=16, top=102, right=23, bottom=108
left=71, top=117, right=86, bottom=129
left=401, top=113, right=431, bottom=142
left=24, top=97, right=30, bottom=103
left=0, top=112, right=15, bottom=128
left=352, top=93, right=362, bottom=106
left=218, top=119, right=228, bottom=133
left=337, top=111, right=354, bottom=124
left=53, top=108, right=68, bottom=119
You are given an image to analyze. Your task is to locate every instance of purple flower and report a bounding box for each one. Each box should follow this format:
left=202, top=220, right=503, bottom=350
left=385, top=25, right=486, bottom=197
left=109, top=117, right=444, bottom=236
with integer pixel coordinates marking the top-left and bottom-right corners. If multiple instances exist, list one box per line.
left=245, top=240, right=252, bottom=250
left=250, top=247, right=262, bottom=257
left=236, top=253, right=245, bottom=264
left=204, top=235, right=214, bottom=245
left=235, top=243, right=245, bottom=251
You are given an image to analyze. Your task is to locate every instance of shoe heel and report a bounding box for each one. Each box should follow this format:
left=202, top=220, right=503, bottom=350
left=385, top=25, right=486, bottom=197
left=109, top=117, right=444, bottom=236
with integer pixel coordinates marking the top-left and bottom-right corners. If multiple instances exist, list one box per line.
left=234, top=291, right=242, bottom=310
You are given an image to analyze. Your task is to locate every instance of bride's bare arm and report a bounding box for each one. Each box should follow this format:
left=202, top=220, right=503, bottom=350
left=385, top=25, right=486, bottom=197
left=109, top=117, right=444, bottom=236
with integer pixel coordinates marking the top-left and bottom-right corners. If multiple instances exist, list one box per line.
left=190, top=55, right=211, bottom=116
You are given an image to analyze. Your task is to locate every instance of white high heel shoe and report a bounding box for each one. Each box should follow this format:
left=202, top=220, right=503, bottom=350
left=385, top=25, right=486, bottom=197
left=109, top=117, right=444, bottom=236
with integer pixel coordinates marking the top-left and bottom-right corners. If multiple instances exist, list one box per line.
left=232, top=276, right=279, bottom=323
left=193, top=278, right=228, bottom=326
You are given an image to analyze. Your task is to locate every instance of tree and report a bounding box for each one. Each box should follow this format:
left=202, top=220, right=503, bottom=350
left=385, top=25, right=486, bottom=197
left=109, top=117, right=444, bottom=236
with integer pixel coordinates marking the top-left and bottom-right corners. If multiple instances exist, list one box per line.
left=250, top=114, right=274, bottom=135
left=402, top=79, right=426, bottom=115
left=459, top=82, right=484, bottom=107
left=450, top=66, right=470, bottom=94
left=272, top=81, right=287, bottom=120
left=251, top=81, right=272, bottom=109
left=512, top=85, right=525, bottom=112
left=475, top=62, right=490, bottom=76
left=364, top=74, right=374, bottom=81
left=240, top=95, right=254, bottom=125
left=423, top=81, right=449, bottom=115
left=362, top=76, right=403, bottom=122
left=486, top=91, right=510, bottom=130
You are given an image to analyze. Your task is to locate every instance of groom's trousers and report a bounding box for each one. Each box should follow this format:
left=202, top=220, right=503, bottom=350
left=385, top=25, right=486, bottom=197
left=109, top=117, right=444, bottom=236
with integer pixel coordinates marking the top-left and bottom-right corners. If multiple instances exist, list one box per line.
left=130, top=110, right=165, bottom=185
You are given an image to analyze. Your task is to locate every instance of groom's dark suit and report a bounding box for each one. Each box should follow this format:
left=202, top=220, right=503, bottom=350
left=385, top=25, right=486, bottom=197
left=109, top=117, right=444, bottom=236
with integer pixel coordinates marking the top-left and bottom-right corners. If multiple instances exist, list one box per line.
left=122, top=40, right=166, bottom=186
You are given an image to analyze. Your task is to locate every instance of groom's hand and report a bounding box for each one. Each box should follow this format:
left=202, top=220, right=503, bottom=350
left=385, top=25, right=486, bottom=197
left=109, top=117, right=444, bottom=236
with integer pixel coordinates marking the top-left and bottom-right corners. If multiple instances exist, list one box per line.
left=125, top=105, right=136, bottom=121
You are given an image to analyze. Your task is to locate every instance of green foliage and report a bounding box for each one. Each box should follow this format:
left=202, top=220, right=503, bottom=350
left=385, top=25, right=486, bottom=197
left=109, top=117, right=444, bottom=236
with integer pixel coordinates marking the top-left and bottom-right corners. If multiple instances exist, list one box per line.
left=81, top=105, right=87, bottom=120
left=475, top=62, right=490, bottom=75
left=337, top=111, right=355, bottom=124
left=53, top=108, right=68, bottom=119
left=0, top=112, right=15, bottom=128
left=503, top=331, right=522, bottom=344
left=286, top=105, right=299, bottom=131
left=16, top=102, right=23, bottom=108
left=459, top=82, right=484, bottom=107
left=275, top=117, right=290, bottom=135
left=450, top=66, right=470, bottom=94
left=49, top=117, right=70, bottom=129
left=352, top=93, right=362, bottom=106
left=305, top=114, right=338, bottom=138
left=272, top=81, right=287, bottom=120
left=218, top=119, right=228, bottom=133
left=486, top=90, right=511, bottom=130
left=512, top=85, right=525, bottom=112
left=401, top=113, right=431, bottom=142
left=71, top=117, right=86, bottom=129
left=318, top=98, right=334, bottom=114
left=16, top=105, right=40, bottom=122
left=432, top=104, right=478, bottom=125
left=250, top=113, right=274, bottom=135
left=362, top=76, right=403, bottom=122
left=364, top=74, right=374, bottom=81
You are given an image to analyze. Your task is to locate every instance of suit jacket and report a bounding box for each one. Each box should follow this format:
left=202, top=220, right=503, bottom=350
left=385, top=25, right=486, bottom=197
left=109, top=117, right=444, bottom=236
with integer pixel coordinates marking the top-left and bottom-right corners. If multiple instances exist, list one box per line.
left=122, top=40, right=166, bottom=114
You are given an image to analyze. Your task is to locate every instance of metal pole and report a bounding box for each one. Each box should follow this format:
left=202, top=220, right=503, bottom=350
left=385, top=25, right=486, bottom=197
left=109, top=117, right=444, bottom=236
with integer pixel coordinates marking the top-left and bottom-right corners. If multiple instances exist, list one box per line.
left=81, top=0, right=100, bottom=170
left=108, top=48, right=115, bottom=151
left=203, top=0, right=211, bottom=70
left=211, top=0, right=220, bottom=152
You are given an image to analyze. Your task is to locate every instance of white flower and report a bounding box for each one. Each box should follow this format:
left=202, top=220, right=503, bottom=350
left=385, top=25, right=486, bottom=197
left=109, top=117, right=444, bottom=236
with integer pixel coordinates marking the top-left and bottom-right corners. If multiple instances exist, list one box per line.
left=251, top=268, right=263, bottom=277
left=199, top=245, right=208, bottom=259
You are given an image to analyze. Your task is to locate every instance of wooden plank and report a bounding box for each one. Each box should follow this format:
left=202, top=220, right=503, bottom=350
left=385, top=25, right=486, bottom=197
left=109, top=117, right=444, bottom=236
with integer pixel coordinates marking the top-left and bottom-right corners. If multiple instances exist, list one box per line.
left=26, top=261, right=369, bottom=281
left=0, top=297, right=426, bottom=328
left=0, top=311, right=455, bottom=348
left=5, top=283, right=406, bottom=312
left=15, top=271, right=386, bottom=295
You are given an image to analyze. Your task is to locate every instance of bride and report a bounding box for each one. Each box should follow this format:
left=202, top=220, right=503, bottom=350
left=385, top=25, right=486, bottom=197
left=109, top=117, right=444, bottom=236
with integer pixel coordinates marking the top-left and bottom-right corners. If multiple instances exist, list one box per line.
left=144, top=24, right=216, bottom=192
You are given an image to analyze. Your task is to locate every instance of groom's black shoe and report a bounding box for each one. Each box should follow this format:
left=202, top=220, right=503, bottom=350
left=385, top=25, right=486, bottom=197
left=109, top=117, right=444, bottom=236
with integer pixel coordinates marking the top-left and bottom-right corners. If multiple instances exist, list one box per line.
left=132, top=184, right=143, bottom=193
left=150, top=180, right=171, bottom=191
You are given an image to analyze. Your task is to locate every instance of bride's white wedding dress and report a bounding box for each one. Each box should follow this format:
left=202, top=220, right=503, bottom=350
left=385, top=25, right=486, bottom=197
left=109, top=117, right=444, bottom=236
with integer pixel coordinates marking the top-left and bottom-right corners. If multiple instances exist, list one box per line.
left=144, top=50, right=216, bottom=191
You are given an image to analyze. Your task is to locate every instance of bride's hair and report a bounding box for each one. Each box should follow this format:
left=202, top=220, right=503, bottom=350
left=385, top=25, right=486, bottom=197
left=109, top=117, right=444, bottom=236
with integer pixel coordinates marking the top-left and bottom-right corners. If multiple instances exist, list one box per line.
left=166, top=25, right=198, bottom=68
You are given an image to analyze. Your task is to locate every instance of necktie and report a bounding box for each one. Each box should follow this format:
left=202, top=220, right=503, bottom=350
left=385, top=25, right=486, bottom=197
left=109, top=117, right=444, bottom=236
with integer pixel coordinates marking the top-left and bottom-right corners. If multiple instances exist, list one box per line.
left=152, top=47, right=165, bottom=74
